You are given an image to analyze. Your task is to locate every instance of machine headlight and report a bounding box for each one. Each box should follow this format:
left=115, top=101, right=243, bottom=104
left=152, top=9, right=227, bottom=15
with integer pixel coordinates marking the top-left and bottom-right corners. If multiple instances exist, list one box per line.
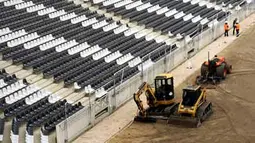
left=181, top=105, right=184, bottom=108
left=169, top=92, right=173, bottom=96
left=191, top=106, right=194, bottom=110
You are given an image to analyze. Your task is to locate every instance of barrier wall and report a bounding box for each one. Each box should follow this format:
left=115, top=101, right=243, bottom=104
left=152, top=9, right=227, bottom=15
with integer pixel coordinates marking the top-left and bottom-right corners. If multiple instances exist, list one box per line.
left=56, top=2, right=255, bottom=143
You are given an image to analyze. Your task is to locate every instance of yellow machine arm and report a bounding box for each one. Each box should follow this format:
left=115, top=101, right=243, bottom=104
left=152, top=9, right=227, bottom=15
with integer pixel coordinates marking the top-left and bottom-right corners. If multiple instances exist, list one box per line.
left=133, top=82, right=157, bottom=117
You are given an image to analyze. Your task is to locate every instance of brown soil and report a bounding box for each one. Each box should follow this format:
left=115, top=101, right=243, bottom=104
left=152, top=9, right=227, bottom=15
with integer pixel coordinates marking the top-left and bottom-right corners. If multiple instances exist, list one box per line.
left=108, top=24, right=255, bottom=143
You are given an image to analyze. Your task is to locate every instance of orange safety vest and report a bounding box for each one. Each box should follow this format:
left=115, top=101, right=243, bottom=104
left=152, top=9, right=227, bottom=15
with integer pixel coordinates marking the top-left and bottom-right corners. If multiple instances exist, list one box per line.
left=236, top=24, right=240, bottom=30
left=224, top=24, right=229, bottom=30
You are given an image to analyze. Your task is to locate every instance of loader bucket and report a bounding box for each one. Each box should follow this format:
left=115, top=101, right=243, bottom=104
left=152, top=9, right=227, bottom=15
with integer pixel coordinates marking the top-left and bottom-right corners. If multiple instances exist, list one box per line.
left=134, top=116, right=157, bottom=123
left=167, top=115, right=202, bottom=128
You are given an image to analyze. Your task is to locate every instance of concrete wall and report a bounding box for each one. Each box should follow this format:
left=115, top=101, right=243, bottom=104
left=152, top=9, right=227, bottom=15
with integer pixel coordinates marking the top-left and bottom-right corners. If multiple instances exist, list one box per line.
left=55, top=2, right=255, bottom=143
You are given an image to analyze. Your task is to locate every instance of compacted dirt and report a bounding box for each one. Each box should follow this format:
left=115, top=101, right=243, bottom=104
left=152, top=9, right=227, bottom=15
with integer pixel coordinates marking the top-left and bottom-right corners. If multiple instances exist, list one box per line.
left=108, top=24, right=255, bottom=143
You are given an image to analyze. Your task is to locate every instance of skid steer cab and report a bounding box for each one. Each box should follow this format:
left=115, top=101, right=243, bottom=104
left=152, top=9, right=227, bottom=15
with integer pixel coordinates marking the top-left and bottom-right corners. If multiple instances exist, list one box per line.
left=168, top=85, right=213, bottom=127
left=179, top=86, right=206, bottom=116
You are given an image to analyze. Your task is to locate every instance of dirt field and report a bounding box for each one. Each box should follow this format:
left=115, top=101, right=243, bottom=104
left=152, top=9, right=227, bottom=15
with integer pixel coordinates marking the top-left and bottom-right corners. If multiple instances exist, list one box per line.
left=108, top=24, right=255, bottom=143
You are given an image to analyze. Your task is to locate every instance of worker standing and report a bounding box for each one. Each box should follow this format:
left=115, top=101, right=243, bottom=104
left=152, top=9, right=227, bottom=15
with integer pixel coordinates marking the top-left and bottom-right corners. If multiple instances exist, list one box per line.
left=224, top=21, right=229, bottom=37
left=235, top=22, right=240, bottom=37
left=233, top=18, right=237, bottom=35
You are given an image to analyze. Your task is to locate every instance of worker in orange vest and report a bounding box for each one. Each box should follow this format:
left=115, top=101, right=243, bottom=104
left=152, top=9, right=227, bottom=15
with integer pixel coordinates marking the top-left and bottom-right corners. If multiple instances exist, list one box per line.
left=235, top=22, right=240, bottom=37
left=224, top=21, right=229, bottom=37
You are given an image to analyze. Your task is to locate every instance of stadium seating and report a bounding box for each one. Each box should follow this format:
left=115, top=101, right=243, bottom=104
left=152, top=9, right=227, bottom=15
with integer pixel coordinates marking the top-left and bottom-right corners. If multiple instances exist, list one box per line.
left=0, top=70, right=83, bottom=142
left=0, top=0, right=174, bottom=92
left=90, top=0, right=244, bottom=37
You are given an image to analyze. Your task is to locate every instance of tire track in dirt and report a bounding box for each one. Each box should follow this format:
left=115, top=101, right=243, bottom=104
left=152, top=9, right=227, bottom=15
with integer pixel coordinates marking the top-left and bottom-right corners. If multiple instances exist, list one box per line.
left=212, top=87, right=252, bottom=143
left=213, top=100, right=251, bottom=143
left=216, top=85, right=255, bottom=104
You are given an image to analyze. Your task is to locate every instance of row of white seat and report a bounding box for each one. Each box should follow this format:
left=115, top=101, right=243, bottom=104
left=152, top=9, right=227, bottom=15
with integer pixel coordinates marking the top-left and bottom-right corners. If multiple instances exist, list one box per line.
left=24, top=90, right=51, bottom=105
left=4, top=0, right=23, bottom=6
left=7, top=32, right=39, bottom=47
left=0, top=27, right=12, bottom=37
left=0, top=80, right=26, bottom=98
left=15, top=1, right=34, bottom=9
left=6, top=85, right=39, bottom=104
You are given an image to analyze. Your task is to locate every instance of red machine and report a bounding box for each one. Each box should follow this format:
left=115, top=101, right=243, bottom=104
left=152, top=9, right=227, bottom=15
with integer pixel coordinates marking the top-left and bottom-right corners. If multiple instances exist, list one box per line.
left=196, top=54, right=232, bottom=85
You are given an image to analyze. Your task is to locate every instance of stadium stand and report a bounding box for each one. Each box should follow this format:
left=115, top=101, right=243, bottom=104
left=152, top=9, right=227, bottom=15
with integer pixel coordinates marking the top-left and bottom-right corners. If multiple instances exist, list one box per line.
left=89, top=0, right=244, bottom=37
left=0, top=0, right=252, bottom=142
left=0, top=69, right=83, bottom=142
left=0, top=0, right=175, bottom=92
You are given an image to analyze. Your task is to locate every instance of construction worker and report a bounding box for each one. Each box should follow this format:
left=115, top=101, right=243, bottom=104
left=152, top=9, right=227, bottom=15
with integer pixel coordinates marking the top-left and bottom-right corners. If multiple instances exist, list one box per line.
left=233, top=18, right=237, bottom=35
left=224, top=21, right=229, bottom=37
left=235, top=22, right=240, bottom=37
